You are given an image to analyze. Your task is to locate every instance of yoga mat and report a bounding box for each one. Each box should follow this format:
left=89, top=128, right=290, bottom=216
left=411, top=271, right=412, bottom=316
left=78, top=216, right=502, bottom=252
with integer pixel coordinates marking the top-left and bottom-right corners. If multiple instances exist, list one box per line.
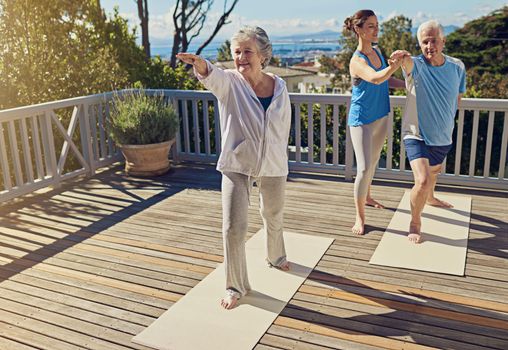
left=369, top=191, right=471, bottom=276
left=132, top=230, right=333, bottom=350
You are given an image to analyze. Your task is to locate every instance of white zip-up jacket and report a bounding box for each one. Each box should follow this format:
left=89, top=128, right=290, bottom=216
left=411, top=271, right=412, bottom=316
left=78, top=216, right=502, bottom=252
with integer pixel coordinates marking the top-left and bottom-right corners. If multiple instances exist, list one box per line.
left=197, top=60, right=291, bottom=177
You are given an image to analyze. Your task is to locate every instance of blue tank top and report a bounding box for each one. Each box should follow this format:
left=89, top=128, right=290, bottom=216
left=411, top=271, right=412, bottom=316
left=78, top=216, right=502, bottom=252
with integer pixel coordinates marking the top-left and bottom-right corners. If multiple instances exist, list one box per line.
left=348, top=48, right=390, bottom=126
left=258, top=95, right=273, bottom=112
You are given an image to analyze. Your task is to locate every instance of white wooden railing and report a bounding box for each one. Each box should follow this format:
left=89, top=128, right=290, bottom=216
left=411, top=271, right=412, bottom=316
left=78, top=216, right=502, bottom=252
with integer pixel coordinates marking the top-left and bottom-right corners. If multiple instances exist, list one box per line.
left=0, top=92, right=121, bottom=203
left=1, top=90, right=507, bottom=203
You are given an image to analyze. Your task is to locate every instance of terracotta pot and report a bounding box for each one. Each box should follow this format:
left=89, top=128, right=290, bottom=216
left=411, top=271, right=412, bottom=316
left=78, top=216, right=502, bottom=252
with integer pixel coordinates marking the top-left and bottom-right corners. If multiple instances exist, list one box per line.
left=119, top=139, right=175, bottom=176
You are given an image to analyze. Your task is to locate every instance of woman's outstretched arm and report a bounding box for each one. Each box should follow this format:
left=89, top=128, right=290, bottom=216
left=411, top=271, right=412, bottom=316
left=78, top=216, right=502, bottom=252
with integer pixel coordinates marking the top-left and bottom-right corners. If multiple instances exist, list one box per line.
left=176, top=53, right=208, bottom=77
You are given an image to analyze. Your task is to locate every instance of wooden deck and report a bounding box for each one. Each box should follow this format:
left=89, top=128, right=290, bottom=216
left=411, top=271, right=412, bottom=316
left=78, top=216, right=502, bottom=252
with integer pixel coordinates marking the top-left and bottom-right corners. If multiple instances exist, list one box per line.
left=0, top=162, right=507, bottom=350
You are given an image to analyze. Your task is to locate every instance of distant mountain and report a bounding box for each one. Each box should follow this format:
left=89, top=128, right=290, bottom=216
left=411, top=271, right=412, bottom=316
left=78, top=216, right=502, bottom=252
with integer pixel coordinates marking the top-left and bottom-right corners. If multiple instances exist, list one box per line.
left=272, top=30, right=341, bottom=42
left=149, top=25, right=460, bottom=48
left=271, top=25, right=459, bottom=43
left=443, top=25, right=460, bottom=35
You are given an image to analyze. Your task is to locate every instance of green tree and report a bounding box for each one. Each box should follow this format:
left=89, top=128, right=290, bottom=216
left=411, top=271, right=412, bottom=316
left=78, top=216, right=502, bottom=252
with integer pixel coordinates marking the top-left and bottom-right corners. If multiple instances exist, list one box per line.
left=378, top=15, right=418, bottom=57
left=378, top=15, right=418, bottom=79
left=0, top=0, right=134, bottom=109
left=320, top=15, right=417, bottom=91
left=445, top=7, right=508, bottom=177
left=318, top=28, right=357, bottom=92
left=217, top=40, right=233, bottom=61
left=446, top=6, right=507, bottom=98
left=137, top=57, right=201, bottom=90
left=104, top=7, right=151, bottom=85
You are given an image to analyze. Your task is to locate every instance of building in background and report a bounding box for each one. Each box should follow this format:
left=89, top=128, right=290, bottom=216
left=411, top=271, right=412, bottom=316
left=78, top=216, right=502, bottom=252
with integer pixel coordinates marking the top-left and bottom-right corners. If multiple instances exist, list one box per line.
left=215, top=60, right=332, bottom=93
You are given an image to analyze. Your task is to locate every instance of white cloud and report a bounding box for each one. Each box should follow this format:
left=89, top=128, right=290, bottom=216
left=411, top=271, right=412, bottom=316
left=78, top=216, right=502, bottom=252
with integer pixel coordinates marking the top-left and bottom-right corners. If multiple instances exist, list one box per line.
left=412, top=11, right=433, bottom=25
left=115, top=3, right=502, bottom=46
left=122, top=9, right=344, bottom=44
left=381, top=11, right=400, bottom=22
left=149, top=11, right=175, bottom=44
left=211, top=15, right=342, bottom=39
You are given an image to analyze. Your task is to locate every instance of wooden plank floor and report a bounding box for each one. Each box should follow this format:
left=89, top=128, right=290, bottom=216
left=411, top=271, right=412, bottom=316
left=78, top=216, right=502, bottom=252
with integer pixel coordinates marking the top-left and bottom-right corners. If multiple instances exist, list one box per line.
left=0, top=162, right=507, bottom=350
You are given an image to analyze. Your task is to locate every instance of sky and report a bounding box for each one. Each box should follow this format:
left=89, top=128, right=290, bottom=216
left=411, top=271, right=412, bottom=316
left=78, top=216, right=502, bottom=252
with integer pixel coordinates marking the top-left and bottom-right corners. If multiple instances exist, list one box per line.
left=101, top=0, right=507, bottom=46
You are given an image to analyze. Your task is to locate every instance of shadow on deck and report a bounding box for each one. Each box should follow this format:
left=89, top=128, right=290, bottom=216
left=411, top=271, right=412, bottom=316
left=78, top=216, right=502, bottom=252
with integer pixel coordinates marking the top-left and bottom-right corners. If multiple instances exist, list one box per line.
left=0, top=162, right=506, bottom=350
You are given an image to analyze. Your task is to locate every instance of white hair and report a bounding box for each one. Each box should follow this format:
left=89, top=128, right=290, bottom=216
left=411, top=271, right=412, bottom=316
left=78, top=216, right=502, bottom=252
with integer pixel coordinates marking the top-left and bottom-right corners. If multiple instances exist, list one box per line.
left=417, top=20, right=445, bottom=43
left=231, top=26, right=272, bottom=69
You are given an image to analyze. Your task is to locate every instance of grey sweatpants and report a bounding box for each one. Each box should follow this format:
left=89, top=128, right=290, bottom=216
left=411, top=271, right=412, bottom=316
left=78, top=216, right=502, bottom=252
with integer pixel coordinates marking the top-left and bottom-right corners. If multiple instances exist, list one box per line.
left=221, top=172, right=287, bottom=296
left=350, top=116, right=388, bottom=199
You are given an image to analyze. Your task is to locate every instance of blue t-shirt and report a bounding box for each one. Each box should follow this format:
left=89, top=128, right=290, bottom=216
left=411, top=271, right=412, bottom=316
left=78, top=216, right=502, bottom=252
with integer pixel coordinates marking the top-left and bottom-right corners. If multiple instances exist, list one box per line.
left=348, top=48, right=390, bottom=126
left=409, top=54, right=466, bottom=146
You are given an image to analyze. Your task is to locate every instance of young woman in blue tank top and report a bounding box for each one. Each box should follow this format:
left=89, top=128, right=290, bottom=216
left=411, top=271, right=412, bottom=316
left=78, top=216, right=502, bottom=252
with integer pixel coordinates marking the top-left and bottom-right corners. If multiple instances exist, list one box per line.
left=344, top=10, right=405, bottom=236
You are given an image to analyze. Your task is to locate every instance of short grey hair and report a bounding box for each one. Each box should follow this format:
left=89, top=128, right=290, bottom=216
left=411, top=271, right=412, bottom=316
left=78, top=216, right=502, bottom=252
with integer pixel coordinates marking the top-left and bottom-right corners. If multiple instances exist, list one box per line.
left=417, top=20, right=445, bottom=43
left=231, top=26, right=272, bottom=69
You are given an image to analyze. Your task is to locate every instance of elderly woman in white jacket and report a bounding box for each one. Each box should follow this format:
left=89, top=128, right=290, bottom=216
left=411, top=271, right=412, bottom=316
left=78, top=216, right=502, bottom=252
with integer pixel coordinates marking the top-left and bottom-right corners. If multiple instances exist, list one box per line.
left=177, top=26, right=291, bottom=310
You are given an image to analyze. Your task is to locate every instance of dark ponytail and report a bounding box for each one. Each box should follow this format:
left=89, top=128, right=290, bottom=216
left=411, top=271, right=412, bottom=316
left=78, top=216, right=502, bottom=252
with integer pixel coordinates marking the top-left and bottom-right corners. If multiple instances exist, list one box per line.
left=343, top=9, right=376, bottom=36
left=343, top=16, right=354, bottom=32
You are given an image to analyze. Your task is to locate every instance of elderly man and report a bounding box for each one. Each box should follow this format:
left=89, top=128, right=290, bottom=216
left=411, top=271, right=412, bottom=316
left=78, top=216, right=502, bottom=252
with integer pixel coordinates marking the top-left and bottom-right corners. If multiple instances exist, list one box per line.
left=392, top=20, right=466, bottom=244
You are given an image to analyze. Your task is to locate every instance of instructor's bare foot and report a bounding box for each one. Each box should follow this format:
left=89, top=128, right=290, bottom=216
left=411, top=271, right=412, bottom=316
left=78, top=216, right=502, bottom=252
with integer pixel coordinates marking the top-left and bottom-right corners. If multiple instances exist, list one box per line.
left=366, top=197, right=385, bottom=209
left=221, top=289, right=240, bottom=310
left=408, top=221, right=422, bottom=244
left=352, top=216, right=365, bottom=235
left=427, top=197, right=453, bottom=208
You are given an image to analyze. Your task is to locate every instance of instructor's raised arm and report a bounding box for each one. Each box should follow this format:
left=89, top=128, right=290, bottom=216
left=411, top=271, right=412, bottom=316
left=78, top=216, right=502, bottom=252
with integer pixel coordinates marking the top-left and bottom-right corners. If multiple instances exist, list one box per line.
left=350, top=54, right=402, bottom=85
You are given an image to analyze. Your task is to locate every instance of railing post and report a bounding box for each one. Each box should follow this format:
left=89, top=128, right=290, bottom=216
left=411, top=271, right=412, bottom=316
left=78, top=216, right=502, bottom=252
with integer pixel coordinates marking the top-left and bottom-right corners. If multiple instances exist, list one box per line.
left=170, top=96, right=180, bottom=163
left=40, top=111, right=59, bottom=185
left=0, top=122, right=12, bottom=190
left=79, top=103, right=96, bottom=176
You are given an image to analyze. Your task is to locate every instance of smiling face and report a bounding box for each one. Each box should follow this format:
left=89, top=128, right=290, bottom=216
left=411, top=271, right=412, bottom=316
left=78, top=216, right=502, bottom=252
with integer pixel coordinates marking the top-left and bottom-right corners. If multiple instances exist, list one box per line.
left=419, top=28, right=446, bottom=64
left=356, top=15, right=379, bottom=42
left=232, top=38, right=264, bottom=77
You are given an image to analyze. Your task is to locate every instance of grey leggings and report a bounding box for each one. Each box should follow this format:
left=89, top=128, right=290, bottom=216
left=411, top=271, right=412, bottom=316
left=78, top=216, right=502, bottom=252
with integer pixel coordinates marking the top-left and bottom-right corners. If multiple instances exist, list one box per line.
left=221, top=172, right=287, bottom=296
left=350, top=116, right=388, bottom=199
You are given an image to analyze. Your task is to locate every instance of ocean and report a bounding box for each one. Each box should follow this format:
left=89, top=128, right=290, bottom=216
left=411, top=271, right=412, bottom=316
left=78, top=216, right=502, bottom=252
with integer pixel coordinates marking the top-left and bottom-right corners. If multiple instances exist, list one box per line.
left=151, top=41, right=341, bottom=62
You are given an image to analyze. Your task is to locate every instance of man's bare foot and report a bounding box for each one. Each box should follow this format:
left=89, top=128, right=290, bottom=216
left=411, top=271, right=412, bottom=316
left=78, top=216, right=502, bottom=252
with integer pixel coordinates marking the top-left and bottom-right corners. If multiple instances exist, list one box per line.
left=408, top=222, right=422, bottom=244
left=366, top=197, right=385, bottom=209
left=221, top=289, right=240, bottom=310
left=352, top=216, right=365, bottom=235
left=427, top=197, right=453, bottom=208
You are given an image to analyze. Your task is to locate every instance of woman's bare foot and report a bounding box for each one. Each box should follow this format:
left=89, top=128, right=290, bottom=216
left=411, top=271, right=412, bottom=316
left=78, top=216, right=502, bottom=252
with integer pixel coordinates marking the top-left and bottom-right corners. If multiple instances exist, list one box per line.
left=366, top=197, right=385, bottom=209
left=352, top=216, right=365, bottom=235
left=220, top=289, right=240, bottom=310
left=427, top=197, right=453, bottom=208
left=408, top=221, right=422, bottom=244
left=278, top=260, right=290, bottom=271
left=266, top=258, right=290, bottom=271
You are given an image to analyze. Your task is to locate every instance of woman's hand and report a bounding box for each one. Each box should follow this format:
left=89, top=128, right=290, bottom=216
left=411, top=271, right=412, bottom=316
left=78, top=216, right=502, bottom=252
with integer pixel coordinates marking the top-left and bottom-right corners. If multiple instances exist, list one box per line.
left=390, top=50, right=410, bottom=60
left=390, top=50, right=413, bottom=75
left=388, top=57, right=403, bottom=69
left=176, top=52, right=208, bottom=77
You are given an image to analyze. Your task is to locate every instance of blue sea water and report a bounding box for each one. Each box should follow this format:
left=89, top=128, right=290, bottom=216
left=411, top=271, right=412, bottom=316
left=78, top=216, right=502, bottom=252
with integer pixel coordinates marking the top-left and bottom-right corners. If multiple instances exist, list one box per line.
left=151, top=41, right=340, bottom=61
